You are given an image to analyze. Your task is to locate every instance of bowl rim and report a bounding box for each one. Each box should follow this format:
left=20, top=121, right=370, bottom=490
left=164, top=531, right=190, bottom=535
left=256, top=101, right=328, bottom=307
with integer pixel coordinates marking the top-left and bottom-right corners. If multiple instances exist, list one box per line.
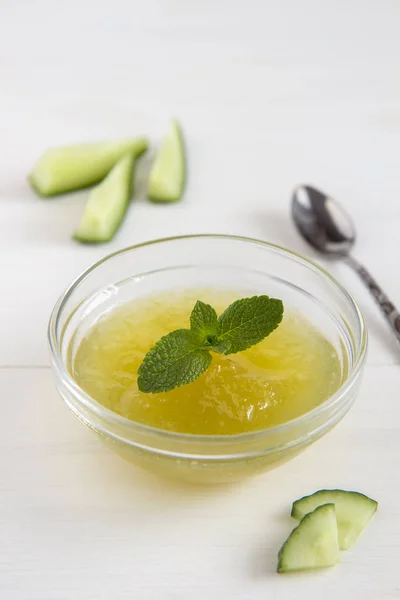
left=48, top=233, right=368, bottom=444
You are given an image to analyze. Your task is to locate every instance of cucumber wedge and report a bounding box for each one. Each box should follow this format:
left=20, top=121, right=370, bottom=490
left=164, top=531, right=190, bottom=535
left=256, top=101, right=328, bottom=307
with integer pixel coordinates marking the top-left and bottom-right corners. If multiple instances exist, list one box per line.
left=278, top=504, right=340, bottom=574
left=147, top=119, right=185, bottom=202
left=291, top=489, right=378, bottom=550
left=73, top=152, right=136, bottom=243
left=30, top=137, right=148, bottom=197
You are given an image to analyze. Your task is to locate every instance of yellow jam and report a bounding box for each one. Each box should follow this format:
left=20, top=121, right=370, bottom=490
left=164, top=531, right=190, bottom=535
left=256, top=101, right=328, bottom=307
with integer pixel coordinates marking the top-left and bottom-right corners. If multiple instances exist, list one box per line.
left=70, top=289, right=343, bottom=435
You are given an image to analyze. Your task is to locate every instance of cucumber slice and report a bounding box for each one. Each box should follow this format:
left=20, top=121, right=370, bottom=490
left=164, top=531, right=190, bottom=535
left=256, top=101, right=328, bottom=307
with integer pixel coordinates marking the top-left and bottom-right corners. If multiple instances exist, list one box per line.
left=73, top=152, right=135, bottom=243
left=278, top=504, right=340, bottom=573
left=147, top=119, right=185, bottom=202
left=30, top=137, right=148, bottom=197
left=291, top=489, right=378, bottom=550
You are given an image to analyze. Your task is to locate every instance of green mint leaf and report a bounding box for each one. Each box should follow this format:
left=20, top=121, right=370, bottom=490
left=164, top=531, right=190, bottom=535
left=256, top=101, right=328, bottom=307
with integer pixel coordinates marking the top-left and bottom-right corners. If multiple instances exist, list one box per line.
left=190, top=300, right=219, bottom=342
left=137, top=295, right=284, bottom=394
left=218, top=295, right=283, bottom=354
left=205, top=338, right=231, bottom=354
left=137, top=329, right=211, bottom=393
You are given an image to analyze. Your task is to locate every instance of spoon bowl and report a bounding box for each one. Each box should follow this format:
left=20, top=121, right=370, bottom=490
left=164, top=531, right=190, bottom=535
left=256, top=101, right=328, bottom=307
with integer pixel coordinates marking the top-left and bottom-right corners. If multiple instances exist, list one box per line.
left=292, top=185, right=356, bottom=256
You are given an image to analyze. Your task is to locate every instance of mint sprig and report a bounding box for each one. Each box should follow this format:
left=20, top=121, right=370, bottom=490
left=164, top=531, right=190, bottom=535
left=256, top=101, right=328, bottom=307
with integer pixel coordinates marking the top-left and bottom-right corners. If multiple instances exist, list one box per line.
left=137, top=296, right=283, bottom=393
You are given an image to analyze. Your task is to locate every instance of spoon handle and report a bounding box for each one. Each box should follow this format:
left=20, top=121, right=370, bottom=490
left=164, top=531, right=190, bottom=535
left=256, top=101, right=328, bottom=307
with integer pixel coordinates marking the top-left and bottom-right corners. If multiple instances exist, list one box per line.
left=346, top=255, right=400, bottom=343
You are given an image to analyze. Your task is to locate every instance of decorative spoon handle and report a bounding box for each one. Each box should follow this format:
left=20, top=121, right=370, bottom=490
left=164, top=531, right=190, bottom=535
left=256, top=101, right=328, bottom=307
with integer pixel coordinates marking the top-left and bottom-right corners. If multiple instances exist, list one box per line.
left=346, top=255, right=400, bottom=343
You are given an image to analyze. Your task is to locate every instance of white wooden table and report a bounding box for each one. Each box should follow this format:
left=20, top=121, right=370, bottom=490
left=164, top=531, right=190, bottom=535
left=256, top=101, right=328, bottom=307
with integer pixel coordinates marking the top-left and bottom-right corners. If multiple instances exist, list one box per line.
left=1, top=1, right=400, bottom=598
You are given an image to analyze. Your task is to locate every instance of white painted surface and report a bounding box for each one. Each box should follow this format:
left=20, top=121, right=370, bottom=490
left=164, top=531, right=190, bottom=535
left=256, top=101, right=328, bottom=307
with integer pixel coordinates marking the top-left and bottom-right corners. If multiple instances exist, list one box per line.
left=1, top=1, right=399, bottom=598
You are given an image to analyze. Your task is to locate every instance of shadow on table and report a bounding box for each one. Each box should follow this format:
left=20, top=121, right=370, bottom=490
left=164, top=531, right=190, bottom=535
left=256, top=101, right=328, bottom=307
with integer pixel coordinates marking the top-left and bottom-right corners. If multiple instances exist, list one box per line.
left=245, top=209, right=315, bottom=257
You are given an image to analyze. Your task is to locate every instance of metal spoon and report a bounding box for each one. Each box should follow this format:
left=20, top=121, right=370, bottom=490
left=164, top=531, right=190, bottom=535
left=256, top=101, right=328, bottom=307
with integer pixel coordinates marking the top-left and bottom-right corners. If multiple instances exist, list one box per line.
left=292, top=184, right=400, bottom=343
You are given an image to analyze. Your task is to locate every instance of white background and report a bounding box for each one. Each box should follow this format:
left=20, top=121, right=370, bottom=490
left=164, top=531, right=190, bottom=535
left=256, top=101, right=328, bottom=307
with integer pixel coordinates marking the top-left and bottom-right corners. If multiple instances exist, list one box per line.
left=1, top=1, right=400, bottom=598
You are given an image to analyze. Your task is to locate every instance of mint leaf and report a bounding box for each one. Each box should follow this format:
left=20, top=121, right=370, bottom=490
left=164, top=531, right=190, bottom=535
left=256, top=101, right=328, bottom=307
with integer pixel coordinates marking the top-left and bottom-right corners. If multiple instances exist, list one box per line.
left=137, top=329, right=211, bottom=393
left=206, top=338, right=231, bottom=354
left=190, top=300, right=219, bottom=342
left=218, top=295, right=283, bottom=354
left=137, top=295, right=284, bottom=393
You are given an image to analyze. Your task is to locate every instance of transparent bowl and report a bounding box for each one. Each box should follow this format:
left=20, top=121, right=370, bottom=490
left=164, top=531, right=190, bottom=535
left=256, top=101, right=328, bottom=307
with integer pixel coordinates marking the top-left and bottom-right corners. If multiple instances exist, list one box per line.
left=48, top=234, right=367, bottom=484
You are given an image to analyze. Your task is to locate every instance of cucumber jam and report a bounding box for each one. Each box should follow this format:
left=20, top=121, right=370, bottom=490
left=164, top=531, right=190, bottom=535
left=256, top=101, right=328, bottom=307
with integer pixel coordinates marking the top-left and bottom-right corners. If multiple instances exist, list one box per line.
left=70, top=289, right=344, bottom=435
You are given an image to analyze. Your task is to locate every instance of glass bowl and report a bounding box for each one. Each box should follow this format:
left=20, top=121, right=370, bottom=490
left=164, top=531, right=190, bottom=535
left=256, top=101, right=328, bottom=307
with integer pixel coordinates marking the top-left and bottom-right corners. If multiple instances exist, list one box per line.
left=48, top=234, right=367, bottom=484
